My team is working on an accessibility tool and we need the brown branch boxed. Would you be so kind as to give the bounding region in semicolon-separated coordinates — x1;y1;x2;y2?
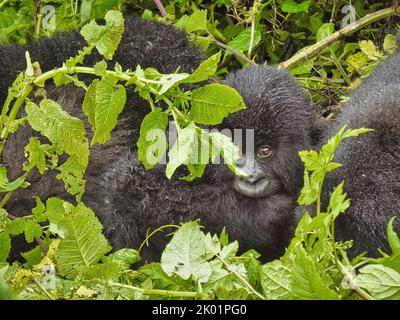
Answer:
279;6;400;70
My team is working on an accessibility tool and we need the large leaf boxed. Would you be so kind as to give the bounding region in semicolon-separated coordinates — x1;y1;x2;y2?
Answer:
189;84;245;125
356;265;400;300
55;204;112;279
161;221;212;283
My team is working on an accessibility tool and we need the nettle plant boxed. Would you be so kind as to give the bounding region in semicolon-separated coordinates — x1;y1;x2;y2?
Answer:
1;11;400;300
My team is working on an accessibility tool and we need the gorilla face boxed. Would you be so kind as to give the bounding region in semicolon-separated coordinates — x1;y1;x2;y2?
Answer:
215;66;315;202
233;146;278;199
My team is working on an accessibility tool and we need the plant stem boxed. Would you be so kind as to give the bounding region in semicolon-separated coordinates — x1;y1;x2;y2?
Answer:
213;40;257;66
33;277;56;300
336;260;374;300
108;282;210;299
279;6;400;70
0;0;9;10
153;0;167;17
216;254;265;300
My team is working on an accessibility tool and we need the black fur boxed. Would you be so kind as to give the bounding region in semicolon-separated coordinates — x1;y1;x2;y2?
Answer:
297;53;400;258
0;15;203;103
3;66;315;263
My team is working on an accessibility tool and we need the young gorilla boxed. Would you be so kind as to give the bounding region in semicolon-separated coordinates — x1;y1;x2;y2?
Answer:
2;69;315;263
298;52;400;258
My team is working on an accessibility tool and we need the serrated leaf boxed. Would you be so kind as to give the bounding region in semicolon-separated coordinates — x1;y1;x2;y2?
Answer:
80;10;124;60
161;221;211;283
26;99;89;167
189;84;245;125
83;75;126;145
23;137;46;174
291;248;339;300
359;40;383;61
55;204;111;279
261;260;292;299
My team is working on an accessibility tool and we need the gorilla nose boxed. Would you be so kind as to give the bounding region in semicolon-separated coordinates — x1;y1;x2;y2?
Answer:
245;169;265;184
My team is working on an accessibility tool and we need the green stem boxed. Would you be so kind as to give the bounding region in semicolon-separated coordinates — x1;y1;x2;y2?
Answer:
138;224;178;253
108;282;211;299
0;169;33;208
216;254;265;300
0;0;9;10
336;260;374;300
33;277;56;300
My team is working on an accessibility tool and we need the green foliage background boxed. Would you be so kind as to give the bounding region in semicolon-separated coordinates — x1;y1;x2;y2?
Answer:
0;0;400;300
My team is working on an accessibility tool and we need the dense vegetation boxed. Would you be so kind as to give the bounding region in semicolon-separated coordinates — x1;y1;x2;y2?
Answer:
0;0;400;300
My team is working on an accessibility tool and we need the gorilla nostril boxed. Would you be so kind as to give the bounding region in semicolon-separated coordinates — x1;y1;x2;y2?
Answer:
244;171;265;184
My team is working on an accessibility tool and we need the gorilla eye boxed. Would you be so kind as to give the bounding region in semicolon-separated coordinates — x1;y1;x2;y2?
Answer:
257;146;273;158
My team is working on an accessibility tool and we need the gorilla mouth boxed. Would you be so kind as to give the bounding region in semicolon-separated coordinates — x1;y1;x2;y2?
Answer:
233;178;270;198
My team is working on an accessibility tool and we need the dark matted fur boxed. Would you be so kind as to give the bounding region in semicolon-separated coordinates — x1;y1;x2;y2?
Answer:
3;66;315;263
298;53;400;258
0;15;203;103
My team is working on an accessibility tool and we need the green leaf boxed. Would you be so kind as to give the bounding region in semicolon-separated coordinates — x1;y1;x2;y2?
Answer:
6;218;26;235
316;23;334;42
80;10;124;60
179;52;221;84
161;221;212;283
166;123;198;179
189;84;245;125
23;137;46;174
102;248;141;270
83;75;126;145
291;248;339;300
24;220;42;243
0;233;11;263
21;246;42;267
0;166;29;192
261;260;292;299
55;204;112;279
26;99;89;167
137;108;168;170
209;132;243;176
226;24;261;57
185;10;208;33
281;0;311;13
387;217;400;254
359;40;383;61
356;265;400;300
